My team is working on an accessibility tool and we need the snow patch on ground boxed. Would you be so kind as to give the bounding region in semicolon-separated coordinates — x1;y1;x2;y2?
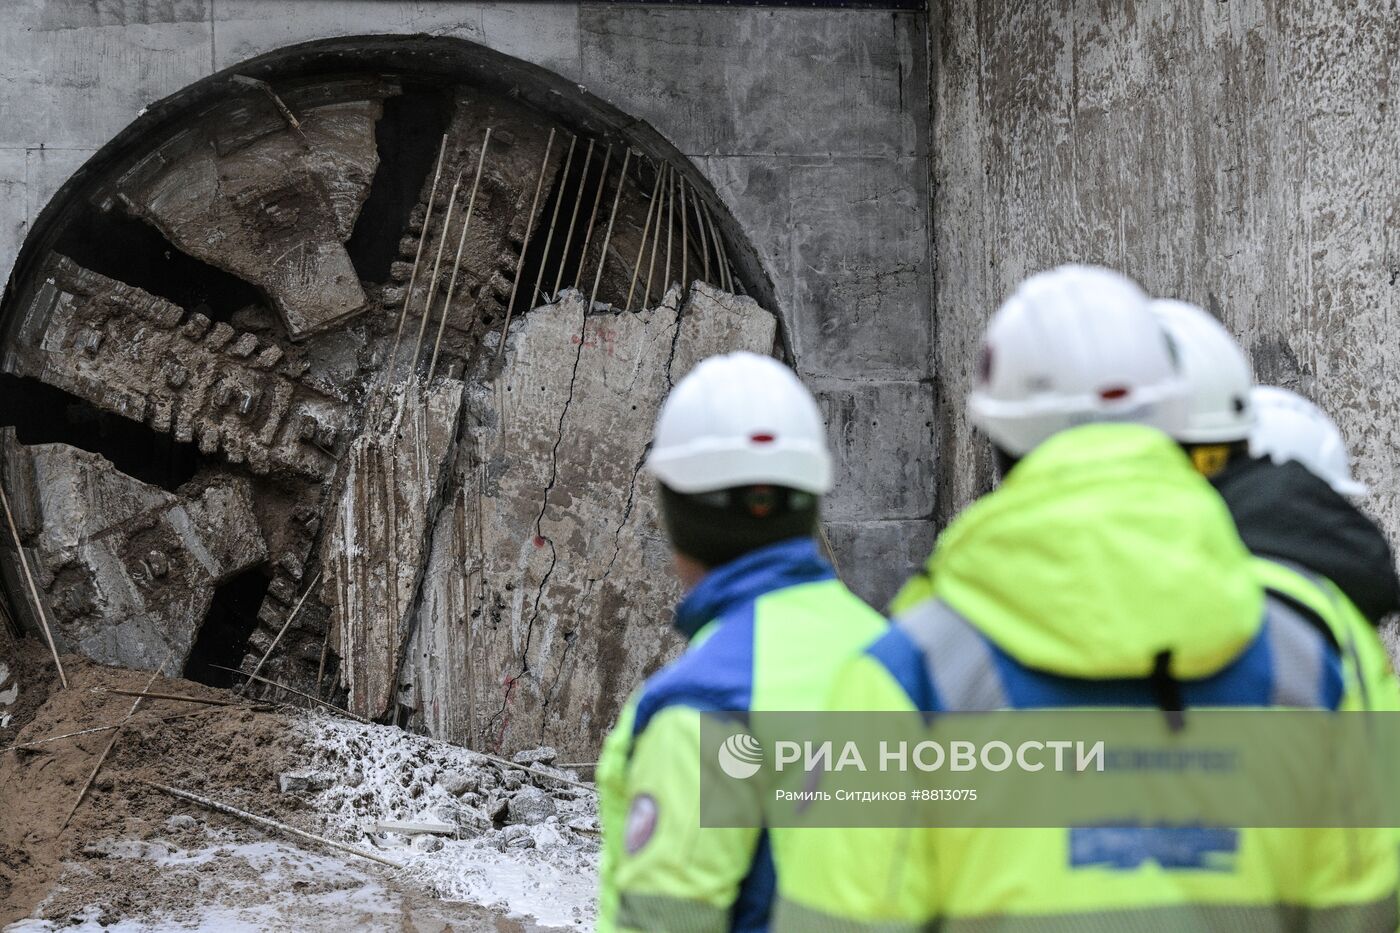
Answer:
292;713;598;930
6;838;404;932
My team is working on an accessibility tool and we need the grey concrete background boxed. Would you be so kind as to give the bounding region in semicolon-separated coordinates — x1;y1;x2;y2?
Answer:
0;1;935;608
931;0;1400;549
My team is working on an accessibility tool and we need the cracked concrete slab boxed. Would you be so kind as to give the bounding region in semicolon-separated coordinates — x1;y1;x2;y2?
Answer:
406;284;776;759
322;379;464;721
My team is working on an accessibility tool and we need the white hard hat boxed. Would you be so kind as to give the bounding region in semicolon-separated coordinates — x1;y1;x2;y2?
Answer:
968;265;1187;457
1249;385;1367;496
1148;299;1255;443
646;351;832;494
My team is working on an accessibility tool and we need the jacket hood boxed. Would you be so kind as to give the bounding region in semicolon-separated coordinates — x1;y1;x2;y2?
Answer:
672;536;834;639
927;424;1263;680
1213;456;1400;625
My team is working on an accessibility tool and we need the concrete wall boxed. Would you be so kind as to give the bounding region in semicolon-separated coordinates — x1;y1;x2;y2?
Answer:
932;2;1400;542
0;0;934;608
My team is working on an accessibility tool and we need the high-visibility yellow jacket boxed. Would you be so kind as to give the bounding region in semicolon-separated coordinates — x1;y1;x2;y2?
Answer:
596;536;887;932
1253;558;1400;713
774;424;1399;932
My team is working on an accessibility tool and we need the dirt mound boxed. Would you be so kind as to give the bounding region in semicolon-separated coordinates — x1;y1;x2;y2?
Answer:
0;647;301;925
0;637;61;749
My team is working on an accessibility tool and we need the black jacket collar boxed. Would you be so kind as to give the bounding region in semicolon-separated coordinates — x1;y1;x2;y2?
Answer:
1213;457;1400;625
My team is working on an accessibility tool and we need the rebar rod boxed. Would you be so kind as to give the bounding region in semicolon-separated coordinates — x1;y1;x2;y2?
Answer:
573;144;612;293
208;664;372;724
62;655;170;829
532;134;575;306
409;167;466;371
664;165;675;292
679;174;689;289
428;128;493;382
98;689;244;707
702;198;731;293
142;781;407;869
495;128;557;363
691;181;712;285
625;161;664;311
244;571;323;693
643;163;667;309
589;148;633;308
553;139;594;298
382;134;448;404
0;484;66;688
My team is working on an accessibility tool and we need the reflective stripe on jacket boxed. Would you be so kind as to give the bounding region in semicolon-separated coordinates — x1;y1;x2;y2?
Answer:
776;425;1399;932
597;536;888;932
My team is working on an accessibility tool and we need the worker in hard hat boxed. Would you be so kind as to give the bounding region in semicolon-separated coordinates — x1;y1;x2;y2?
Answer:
1239;384;1399;628
774;266;1397;931
1151;299;1400;711
595;351;887;932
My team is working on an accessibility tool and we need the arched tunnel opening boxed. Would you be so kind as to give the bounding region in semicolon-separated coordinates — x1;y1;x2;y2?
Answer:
0;35;775;761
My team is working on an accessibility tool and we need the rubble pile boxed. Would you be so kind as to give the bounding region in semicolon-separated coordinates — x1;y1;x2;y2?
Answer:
1;653;593;930
292;714;597;929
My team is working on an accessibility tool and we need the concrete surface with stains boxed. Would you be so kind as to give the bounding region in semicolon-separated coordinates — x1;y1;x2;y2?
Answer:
931;1;1400;543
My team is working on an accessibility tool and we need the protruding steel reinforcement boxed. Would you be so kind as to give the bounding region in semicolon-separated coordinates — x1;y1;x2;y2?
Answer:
0;483;67;688
428;127;493;381
532;134;575;308
691;180;712;285
664;164;675;292
574;144;613;292
553;139;594;299
702;197;731;293
495;127;557;363
379;133;447;416
410;166;466;370
679;174;689;289
626;160;664;311
590;148;633;308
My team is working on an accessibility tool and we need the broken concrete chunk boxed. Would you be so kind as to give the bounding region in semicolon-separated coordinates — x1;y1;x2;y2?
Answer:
376;817;456;836
165;814;199;831
278;770;332;795
507;786;557;826
512;746;557;767
409;287;777;760
413;835;445;853
487;797;509;825
4;260;354;482
438;771;478;797
103;89;390;339
0;434;267;672
497;824;537;850
322;379;465;721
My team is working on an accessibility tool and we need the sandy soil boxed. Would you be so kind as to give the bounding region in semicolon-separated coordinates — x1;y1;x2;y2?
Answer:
0;640;581;931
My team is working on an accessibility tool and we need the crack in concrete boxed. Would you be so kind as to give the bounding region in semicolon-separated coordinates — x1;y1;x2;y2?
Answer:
597;294;685;585
490;302;591;748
